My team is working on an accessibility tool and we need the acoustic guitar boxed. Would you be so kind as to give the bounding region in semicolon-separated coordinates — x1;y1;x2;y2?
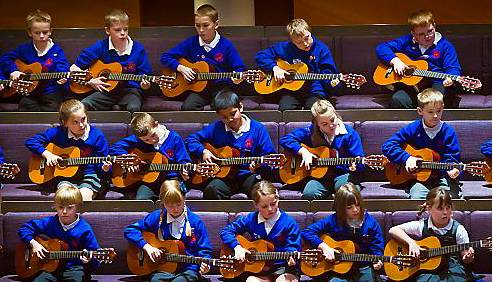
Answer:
161;58;264;97
190;143;285;185
69;60;175;94
384;144;488;185
279;144;388;184
15;236;116;279
0;78;33;97
254;59;366;95
111;148;220;188
384;236;491;281
2;59;91;98
28;143;139;184
0;163;21;179
219;234;320;279
300;234;413;277
127;232;234;276
373;53;482;92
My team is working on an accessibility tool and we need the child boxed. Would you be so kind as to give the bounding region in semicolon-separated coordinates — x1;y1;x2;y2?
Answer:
184;90;277;199
375;10;464;109
0;9;69;111
220;180;300;282
388;187;477;280
279;99;364;200
381;88;461;199
17;183;100;281
109;112;191;200
255;18;338;111
70;9;152;113
160;4;246;110
124;180;212;282
25;99;110;201
301;183;384;281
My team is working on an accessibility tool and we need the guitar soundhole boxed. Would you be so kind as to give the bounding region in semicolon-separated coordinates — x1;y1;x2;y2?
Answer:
99;70;111;79
285;70;296;82
404;67;416;77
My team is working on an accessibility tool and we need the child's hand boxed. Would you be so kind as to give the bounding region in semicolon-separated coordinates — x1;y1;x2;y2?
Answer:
273;66;289;82
349;161;357;172
177;64;196;82
233;245;250;262
88;77;111;92
461;247;475;264
408;240;423;258
42;150;62;167
405;156;420;172
447;168;460;179
140;79;151;90
287;256;296;266
30;239;48;259
443;77;454;87
318;242;338;262
299;147;316;170
80;249;92;264
231;72;243;85
0;84;4;91
143;243;162;262
249;161;260;173
181;168;190;181
102;159;112;172
202;149;219;163
57;78;68;85
10;71;24;81
390;57;408;76
199;262;210;274
373;260;383;270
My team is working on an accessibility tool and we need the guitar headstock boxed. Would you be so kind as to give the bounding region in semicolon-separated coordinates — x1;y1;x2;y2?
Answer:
363;155;389;170
261;154;286;169
241;70;266;83
465;161;490;178
481;237;492;251
216;255;237;270
11;80;33;95
93;248;117;263
457;76;482;93
196;162;220;177
155;75;175;89
391;254;417;268
115;154;141;166
70;70;93;85
0;163;20;179
341;73;367;89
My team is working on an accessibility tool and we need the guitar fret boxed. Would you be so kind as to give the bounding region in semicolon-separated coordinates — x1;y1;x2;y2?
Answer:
250;251;295;261
196;72;239;80
292;73;338;81
412;69;459;81
61;156;114;166
221;157;261;166
164;253;212;265
426;241;481;257
419;162;464;171
316;157;361;166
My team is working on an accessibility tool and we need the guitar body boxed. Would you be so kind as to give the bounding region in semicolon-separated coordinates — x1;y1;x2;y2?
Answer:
485;158;492;184
3;60;41;98
384;144;440;185
112;149;164;188
191;143;238;185
373;53;429;87
15;236;67;278
254;59;308;94
220;235;273;278
161;59;209;97
279;145;332;184
127;232;184;276
28;143;81;184
70;60;121;94
384;236;442;281
301;234;355;277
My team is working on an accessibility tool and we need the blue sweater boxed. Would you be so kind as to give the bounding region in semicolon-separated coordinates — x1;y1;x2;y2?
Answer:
74;38;152;88
220;210;301;267
25;125;109;175
375;34;461;84
0;146;4;164
255;36;338;97
481;140;492;159
124;208;212;272
0;41;69;95
280;123;365;174
381;119;460;175
109;129;191;179
160;35;245;86
301;211;384;266
185;118;276;178
18;214;100;270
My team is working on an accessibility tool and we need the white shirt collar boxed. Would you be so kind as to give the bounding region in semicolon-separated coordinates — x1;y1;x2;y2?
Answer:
68;124;91;141
199;31;220;52
422;119;443;139
166;210;186;224
166;209;187;239
225;114;251;138
258;209;281;235
418;31;442;54
108;36;133;56
59;214;80;231
154;124;170;150
323;118;347;145
34;38;54;57
427;216;453;235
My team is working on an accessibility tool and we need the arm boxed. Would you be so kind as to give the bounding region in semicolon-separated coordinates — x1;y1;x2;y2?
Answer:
25;127;57;156
441;42;462;76
160;38;193;71
184;124;215;159
0;45;23;74
439;126;460;164
337;128;365;172
388;221;423;258
481;140;492;158
381;125;414;164
279;127;313;154
18;217;50;244
108;136;134;156
0;146;4;164
366;217;385;256
219;214;250;250
283;218;302;253
301;216;332;248
375;35;409;64
255;43;283;71
124;211;161;249
73;42;102;70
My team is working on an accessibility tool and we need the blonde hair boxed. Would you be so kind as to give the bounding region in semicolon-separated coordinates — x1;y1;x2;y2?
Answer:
310;99;342;146
130;113;156;137
104;9;129;28
54;183;83;206
251;180;279;203
418;187;453;216
408;10;435;29
58;99;86;125
333;183;364;226
287;19;311;38
196;4;218;22
26;9;51;30
417;88;444;108
159;180;185;205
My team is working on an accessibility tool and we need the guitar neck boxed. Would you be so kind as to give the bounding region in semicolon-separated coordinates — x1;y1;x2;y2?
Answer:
195;72;242;81
418;161;465;171
337;253;393;263
425;240;483;258
218;156;263;166
316;156;363;166
57;156;116;166
411;69;459;81
288;73;341;81
146;163;195;172
22;72;72;81
46;250;89;260
107;73;161;83
0;79;13;86
248;251;300;261
163;253;215;265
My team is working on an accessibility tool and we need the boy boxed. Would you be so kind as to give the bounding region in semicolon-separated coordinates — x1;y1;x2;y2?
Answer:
255;18;339;111
17;183;100;281
109;113;191;200
381;88;461;199
70;9;152;113
185;90;277;199
160;4;246;110
0;9;69;111
375;9;463;109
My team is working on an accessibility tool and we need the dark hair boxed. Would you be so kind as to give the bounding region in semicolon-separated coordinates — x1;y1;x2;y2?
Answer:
418;187;453;216
211;89;241;111
333;183;365;226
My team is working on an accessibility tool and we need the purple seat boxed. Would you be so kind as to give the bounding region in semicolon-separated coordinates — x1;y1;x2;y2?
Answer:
0;103;18;111
334;94;387;109
164;123;203;140
229;211;311;232
468;211;492;274
92;123;129;145
185;188;203;199
0;184;124;201
278;189;303;200
195;212;229;258
258;103;280;110
142;96;183;111
312;211;387;240
459;94;491;108
447;120;492;163
360;182;410;199
461;181;492;199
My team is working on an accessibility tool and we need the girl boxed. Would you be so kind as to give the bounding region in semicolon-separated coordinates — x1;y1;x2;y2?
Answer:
124;180;212;282
388;187;477;281
279;99;365;200
25;99;110;201
220;180;301;282
301;183;384;282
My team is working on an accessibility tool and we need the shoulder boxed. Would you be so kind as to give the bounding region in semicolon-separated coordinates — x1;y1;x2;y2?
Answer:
89;125;105;137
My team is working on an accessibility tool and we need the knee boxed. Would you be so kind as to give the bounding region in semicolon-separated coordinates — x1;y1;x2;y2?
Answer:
79;188;95;201
203;185;220;200
181;103;203;111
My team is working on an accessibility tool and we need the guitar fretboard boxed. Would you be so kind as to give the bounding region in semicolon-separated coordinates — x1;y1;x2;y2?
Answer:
315;157;364;166
248;251;300;261
22;72;72;81
336;253;393;263
218;156;264;166
47;250;89;260
286;73;342;81
418;161;465;171
52;156;116;166
411;69;460;81
146;163;196;172
195;72;243;81
0;79;13;87
425;240;484;258
107;73;163;83
163;253;215;265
